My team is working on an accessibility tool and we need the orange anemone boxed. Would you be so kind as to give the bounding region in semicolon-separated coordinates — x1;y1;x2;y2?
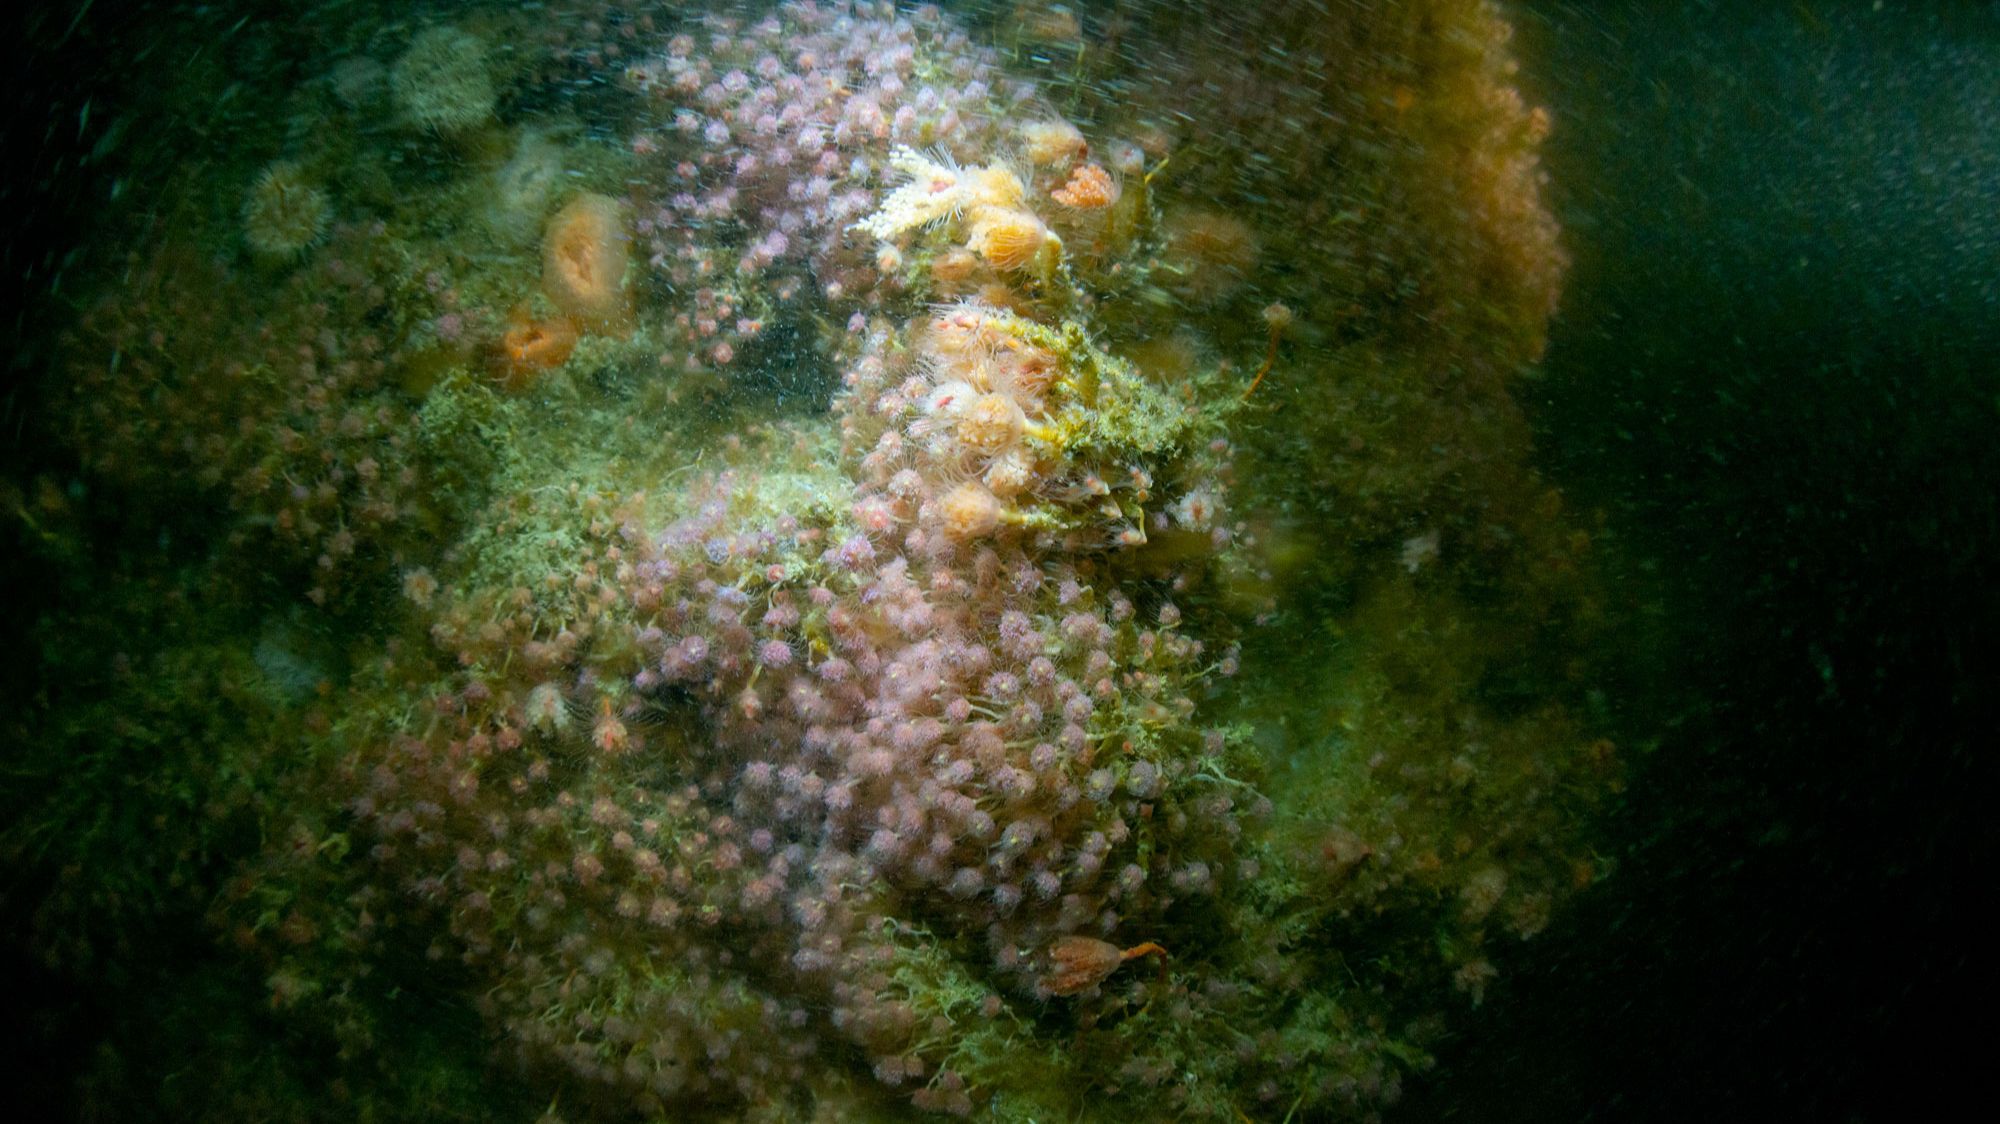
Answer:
542;193;632;332
493;312;578;391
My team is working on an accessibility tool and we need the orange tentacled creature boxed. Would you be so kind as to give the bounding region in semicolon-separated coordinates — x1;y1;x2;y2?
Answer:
1040;935;1168;996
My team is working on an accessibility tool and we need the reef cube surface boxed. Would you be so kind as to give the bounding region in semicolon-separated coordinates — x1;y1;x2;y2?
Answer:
13;2;1606;1121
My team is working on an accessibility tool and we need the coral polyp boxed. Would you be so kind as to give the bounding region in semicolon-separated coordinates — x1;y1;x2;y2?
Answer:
935;480;1007;541
969;208;1062;273
956;392;1027;455
855;147;975;239
1018;118;1089;167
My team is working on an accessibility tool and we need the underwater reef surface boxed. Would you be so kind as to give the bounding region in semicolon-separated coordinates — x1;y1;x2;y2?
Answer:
2;2;1610;1119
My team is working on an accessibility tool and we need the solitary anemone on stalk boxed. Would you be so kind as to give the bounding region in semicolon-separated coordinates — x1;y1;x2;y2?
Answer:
969;208;1061;273
937;482;1006;542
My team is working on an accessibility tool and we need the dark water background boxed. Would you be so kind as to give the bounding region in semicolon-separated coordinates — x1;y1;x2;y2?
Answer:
2;1;1995;1120
1395;3;1999;1119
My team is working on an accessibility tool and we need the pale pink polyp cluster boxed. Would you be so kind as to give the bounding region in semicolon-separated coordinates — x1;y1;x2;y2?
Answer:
627;3;1028;300
348;428;1250;1110
516;474;1245;971
316;4;1263;1112
612;3;1037;377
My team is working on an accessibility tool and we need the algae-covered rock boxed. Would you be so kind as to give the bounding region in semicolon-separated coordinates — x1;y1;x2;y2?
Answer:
11;2;1609;1120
